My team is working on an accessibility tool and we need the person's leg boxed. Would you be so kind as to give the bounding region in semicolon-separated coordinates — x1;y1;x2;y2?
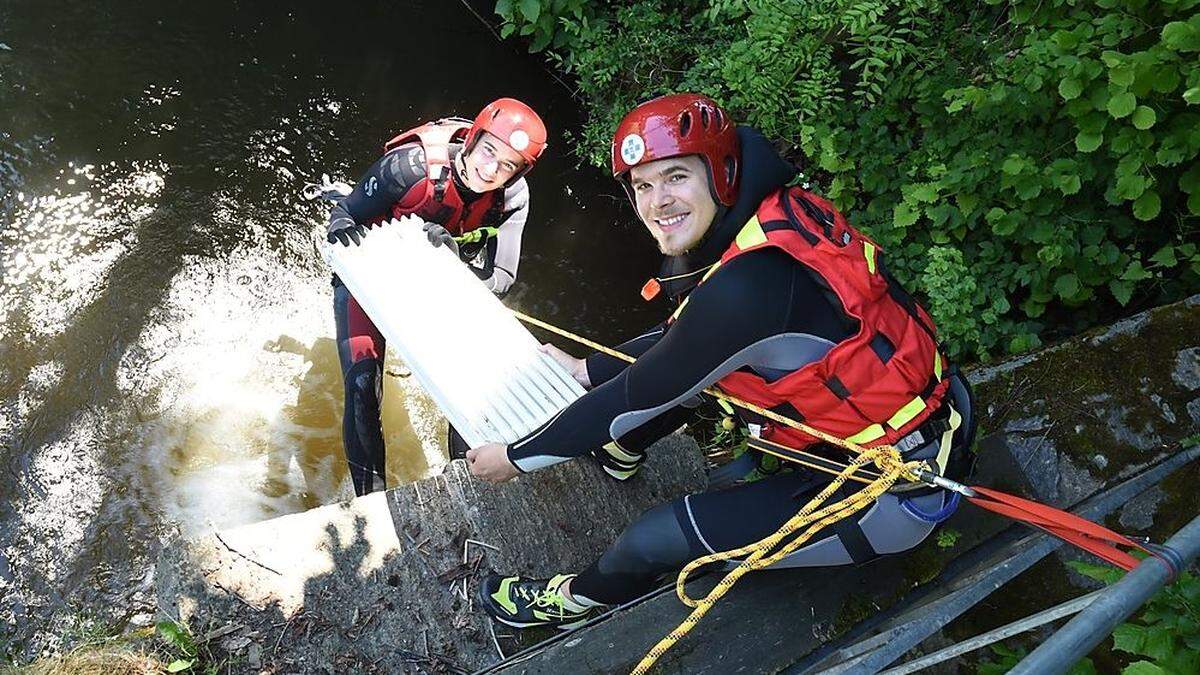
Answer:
592;405;693;481
334;283;388;496
479;471;824;627
569;470;828;605
480;467;954;627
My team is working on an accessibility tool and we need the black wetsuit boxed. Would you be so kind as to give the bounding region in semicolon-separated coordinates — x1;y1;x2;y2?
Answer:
332;143;530;495
503;128;975;605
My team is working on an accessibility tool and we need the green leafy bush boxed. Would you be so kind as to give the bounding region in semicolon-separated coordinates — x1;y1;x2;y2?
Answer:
496;0;1200;360
1071;560;1200;674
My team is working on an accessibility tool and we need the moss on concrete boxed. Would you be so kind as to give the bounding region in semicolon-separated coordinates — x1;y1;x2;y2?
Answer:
971;299;1199;485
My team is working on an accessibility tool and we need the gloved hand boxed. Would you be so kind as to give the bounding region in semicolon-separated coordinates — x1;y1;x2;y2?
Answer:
303;173;355;203
422;221;459;256
327;217;366;246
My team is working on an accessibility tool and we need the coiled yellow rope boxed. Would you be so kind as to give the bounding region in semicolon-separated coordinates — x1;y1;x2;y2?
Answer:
509;309;927;674
632;446;920;673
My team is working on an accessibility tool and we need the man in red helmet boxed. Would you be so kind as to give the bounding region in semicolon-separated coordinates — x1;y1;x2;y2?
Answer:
325;98;547;496
467;94;975;630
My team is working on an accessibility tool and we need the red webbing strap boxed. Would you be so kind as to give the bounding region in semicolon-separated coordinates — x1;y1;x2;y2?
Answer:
967;486;1155;571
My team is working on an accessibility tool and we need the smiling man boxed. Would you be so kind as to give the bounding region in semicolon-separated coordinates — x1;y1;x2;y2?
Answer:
326;98;546;496
466;93;976;630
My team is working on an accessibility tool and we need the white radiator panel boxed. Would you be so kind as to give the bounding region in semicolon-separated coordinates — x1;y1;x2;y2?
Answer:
322;216;585;448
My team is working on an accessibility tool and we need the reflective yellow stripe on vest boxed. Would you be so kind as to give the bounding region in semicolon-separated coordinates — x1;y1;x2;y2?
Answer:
887;396;926;431
734;216;767;250
933;404;963;476
847;424;886;444
670;296;690;322
863;241;878;275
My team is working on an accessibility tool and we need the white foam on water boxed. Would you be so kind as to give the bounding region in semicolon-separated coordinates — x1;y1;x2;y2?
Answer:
120;246;448;535
0;161;165;341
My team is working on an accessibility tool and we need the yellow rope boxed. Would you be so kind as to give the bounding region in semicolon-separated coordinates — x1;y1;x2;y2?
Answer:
511;309;917;463
509;309;928;673
631;447;921;674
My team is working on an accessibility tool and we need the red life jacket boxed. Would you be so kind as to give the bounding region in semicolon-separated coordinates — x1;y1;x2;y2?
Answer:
381;118;503;235
676;186;950;452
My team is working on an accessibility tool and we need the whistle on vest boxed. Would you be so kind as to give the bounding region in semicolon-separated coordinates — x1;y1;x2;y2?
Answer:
640;278;661;301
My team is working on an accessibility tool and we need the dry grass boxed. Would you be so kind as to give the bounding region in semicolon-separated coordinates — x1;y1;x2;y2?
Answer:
3;644;166;675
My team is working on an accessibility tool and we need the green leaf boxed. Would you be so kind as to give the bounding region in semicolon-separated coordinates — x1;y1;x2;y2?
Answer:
1077;112;1108;134
907;183;939;203
1142;626;1176;661
1076;131;1103;152
1162;21;1200;52
1191;191;1200;215
1055;174;1082;195
1131;106;1156;129
1055;273;1081;299
1110;279;1134;305
893;202;919;227
529;27;553;52
156;621;196;656
1109;65;1135;87
1121;662;1167;675
1113;624;1148;654
518;0;541;23
956;193;980;214
1180;164;1200;193
1184;87;1200;104
1123;260;1153;281
1115;173;1147;200
167;660;195;673
1069;559;1125;584
1149;245;1177;267
1107;92;1137;118
1068;657;1099;675
495;0;514;19
1059;77;1084;100
1133;191;1161;220
1149;67;1180;94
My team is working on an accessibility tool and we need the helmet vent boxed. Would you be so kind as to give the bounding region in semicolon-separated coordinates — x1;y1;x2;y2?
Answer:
714;108;724;127
700;106;710;128
678;111;692;137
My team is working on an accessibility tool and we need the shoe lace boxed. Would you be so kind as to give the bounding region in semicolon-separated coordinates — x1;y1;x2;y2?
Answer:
533;587;571;618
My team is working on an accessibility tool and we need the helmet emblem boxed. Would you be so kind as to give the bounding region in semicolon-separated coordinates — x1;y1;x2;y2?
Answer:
620;134;646;165
509;129;530;152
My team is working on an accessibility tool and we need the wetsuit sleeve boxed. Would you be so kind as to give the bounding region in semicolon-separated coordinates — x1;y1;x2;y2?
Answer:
507;249;797;472
480;178;529;294
327;143;426;229
584;323;667;387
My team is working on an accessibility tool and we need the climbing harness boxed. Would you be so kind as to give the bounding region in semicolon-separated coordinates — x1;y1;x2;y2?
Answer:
507;309;1166;673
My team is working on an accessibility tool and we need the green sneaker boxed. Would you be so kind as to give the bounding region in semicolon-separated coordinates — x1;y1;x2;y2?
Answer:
479;573;595;629
592;441;646;481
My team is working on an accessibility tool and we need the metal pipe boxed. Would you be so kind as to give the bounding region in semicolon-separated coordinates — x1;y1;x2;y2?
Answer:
787;445;1200;675
879;589;1104;675
1011;513;1200;675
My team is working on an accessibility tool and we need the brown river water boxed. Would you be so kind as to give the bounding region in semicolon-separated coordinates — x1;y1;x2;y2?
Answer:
0;0;663;660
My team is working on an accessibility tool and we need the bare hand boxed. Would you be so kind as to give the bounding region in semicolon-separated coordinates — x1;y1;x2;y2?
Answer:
539;343;591;388
466;442;520;483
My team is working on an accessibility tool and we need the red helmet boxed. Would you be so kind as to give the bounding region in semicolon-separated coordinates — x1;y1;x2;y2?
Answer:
611;93;740;207
464;98;548;175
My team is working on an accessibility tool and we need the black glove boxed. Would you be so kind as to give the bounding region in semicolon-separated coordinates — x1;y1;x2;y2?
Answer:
327;217;366;247
422;221;459;256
